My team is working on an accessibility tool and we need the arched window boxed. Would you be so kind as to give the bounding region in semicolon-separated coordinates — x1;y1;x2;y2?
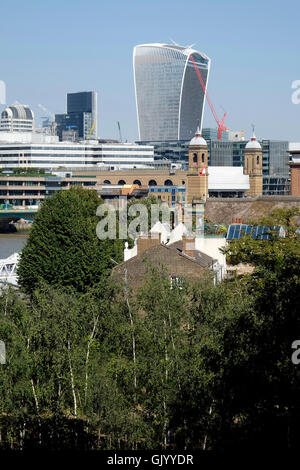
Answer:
164;179;173;186
103;180;111;184
148;179;157;186
256;155;260;165
133;179;142;186
118;180;126;185
193;153;198;164
202;153;205;163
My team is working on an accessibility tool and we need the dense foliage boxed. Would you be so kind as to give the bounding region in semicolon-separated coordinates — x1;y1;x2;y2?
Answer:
0;207;299;450
17;187;123;293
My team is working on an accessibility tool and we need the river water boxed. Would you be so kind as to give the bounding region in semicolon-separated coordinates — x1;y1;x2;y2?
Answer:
0;234;28;259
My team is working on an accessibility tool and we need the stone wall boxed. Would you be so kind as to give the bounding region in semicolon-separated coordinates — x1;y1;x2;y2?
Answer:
205;196;300;224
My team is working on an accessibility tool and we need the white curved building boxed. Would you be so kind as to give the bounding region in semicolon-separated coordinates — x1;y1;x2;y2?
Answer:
0;104;34;132
133;43;210;142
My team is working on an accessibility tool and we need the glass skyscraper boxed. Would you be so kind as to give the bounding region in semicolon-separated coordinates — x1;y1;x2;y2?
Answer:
133;43;210;142
55;91;97;141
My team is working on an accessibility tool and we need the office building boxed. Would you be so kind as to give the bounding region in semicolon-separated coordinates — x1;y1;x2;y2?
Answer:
202;128;228;141
261;140;290;195
0;132;154;171
139;136;290;195
133;43;210;141
0;105;34;133
289;143;300;195
55;91;97;140
0;173;98;208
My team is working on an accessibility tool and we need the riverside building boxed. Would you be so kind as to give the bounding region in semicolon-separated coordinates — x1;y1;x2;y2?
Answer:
0;132;154;171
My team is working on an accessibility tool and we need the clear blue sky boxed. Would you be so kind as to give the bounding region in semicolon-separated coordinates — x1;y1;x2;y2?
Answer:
0;0;299;142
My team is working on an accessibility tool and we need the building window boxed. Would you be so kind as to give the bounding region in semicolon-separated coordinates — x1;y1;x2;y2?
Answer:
133;180;142;186
149;179;157;186
257;155;260;165
202;153;205;163
118;180;126;185
103;180;111;184
164;179;173;186
193;153;198;164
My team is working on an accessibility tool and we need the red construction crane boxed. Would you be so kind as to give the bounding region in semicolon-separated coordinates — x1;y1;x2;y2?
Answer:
190;55;228;141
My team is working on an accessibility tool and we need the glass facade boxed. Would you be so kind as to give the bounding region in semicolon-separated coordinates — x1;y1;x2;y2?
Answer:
139;140;190;164
202;128;228;141
261;140;289;176
138;138;291;195
208;141;233;166
55;91;97;140
134;44;210;141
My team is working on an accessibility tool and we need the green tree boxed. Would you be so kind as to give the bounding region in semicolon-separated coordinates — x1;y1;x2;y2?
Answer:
18;187;123;293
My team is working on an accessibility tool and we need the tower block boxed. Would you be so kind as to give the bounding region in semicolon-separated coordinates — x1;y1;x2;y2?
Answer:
187;127;208;205
244;130;263;197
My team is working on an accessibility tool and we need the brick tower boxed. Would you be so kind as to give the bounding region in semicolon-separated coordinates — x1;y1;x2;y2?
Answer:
244;129;263;197
187;126;208;205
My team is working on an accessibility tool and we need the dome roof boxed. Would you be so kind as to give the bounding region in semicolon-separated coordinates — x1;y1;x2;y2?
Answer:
189;125;207;146
1;104;34;121
245;131;261;150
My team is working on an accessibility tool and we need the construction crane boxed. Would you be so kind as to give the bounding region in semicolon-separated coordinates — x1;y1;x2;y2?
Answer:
190;55;228;141
117;121;123;142
88;120;96;139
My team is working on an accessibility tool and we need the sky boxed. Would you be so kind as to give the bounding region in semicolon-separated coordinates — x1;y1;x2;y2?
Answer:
0;0;299;142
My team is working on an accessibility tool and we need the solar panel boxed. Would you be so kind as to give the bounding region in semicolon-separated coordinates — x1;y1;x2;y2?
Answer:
257;226;263;239
227;224;281;241
227;225;235;240
233;225;241;239
241;224;248;235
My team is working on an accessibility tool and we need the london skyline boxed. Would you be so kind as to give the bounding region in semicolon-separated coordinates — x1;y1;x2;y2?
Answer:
0;0;299;142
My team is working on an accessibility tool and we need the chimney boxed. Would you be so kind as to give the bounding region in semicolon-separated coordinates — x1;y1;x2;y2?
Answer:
137;232;161;256
182;235;195;258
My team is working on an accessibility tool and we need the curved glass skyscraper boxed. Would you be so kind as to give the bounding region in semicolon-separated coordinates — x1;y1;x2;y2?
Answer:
133;43;210;142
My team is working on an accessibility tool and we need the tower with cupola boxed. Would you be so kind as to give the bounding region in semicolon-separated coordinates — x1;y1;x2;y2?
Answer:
187;126;208;205
244;127;263;197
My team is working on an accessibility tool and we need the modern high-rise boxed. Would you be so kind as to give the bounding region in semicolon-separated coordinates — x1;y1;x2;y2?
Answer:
133;43;210;142
55;91;97;141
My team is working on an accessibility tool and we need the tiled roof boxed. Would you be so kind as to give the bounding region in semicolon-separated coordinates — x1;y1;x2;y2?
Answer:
168;240;216;268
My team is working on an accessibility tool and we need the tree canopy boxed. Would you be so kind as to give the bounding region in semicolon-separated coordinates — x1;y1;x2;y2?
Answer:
0;206;299;450
18;187;123;293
